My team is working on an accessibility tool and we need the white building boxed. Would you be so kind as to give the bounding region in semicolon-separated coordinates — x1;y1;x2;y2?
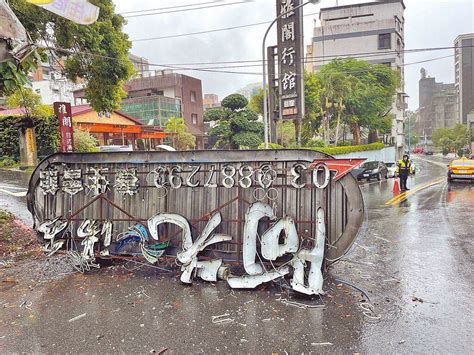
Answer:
307;0;407;158
29;58;79;105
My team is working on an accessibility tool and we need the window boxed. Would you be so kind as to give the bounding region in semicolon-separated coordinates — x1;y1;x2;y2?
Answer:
190;91;196;102
378;33;391;50
191;113;198;125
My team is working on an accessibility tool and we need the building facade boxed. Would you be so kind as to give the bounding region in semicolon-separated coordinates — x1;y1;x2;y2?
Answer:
128;53;150;78
72;104;168;149
417;69;458;138
121;72;206;148
203;94;220;110
454;33;474;125
307;0;407;157
29;57;79;105
74;70;207;149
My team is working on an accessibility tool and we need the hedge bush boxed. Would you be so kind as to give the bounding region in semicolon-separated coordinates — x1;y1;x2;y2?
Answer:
309;142;384;155
258;142;385;155
0;115;59;162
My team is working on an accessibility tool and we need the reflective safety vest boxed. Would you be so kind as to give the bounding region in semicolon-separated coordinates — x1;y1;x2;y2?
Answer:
396;160;412;175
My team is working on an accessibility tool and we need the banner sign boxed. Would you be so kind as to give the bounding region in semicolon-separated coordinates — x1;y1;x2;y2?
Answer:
27;151;364;296
39;0;99;25
277;0;305;120
54;102;74;153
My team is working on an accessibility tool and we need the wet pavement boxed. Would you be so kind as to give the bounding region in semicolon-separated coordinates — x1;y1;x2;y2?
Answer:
0;157;473;353
0;169;31;225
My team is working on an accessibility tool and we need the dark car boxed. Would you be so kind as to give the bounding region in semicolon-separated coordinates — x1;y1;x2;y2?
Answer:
352;161;388;181
424;150;434;155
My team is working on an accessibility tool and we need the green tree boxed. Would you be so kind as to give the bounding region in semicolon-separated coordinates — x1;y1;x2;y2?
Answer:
432;124;469;156
74;129;99;153
205;94;263;149
248;75;323;146
165;117;196;150
0;51;47;95
7;0;134;112
305;59;399;145
249;88;264;115
6;87;53;118
276;120;296;147
221;94;249;111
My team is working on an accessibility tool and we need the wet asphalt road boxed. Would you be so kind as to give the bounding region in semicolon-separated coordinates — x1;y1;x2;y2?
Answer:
0;156;473;353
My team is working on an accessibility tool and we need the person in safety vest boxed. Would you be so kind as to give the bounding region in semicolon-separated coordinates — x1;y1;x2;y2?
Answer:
396;154;413;191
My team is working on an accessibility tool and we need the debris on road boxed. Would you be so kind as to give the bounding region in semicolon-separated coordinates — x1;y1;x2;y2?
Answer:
68;313;87;323
278;297;326;309
212;313;234;324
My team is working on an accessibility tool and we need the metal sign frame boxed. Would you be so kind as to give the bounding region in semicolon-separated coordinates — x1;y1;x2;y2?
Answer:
27;150;364;294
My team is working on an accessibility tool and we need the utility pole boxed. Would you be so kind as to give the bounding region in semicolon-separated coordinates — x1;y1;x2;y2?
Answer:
408;112;411;154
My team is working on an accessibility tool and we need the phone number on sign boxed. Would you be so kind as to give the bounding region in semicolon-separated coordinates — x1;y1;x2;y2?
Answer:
147;163;331;190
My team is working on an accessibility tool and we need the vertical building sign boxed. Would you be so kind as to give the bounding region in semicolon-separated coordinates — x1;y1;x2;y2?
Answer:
54;102;74;153
277;0;305;120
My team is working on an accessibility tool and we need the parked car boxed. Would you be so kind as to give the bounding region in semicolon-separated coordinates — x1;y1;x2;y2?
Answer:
386;162;397;178
352;161;388;181
424;150;434;155
447;157;474;182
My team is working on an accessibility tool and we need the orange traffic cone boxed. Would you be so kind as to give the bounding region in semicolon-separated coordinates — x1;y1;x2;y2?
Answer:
393;177;400;193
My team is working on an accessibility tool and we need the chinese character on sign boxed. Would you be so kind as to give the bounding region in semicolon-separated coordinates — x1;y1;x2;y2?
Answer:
281;47;296;65
114;168;139;196
282;72;296;91
282;22;295;42
62;168;83;196
67;1;85;22
280;0;295;18
54;102;74;153
39;167;59;195
62;116;72;127
86;168;109;196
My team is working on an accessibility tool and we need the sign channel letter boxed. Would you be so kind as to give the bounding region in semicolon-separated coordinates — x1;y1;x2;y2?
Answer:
147;212;231;284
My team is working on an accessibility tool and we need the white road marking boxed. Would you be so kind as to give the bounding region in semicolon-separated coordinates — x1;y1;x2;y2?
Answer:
0;188;27;197
0;185;27;190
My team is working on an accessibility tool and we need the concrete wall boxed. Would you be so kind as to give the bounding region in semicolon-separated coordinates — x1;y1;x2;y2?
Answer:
334;146;396;163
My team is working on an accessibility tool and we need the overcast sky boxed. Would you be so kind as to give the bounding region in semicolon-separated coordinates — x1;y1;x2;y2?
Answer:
114;0;474;110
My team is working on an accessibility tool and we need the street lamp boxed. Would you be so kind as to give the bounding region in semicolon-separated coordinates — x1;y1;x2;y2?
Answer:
262;0;321;148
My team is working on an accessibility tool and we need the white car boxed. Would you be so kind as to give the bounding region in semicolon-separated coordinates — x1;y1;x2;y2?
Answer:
386;162;397;178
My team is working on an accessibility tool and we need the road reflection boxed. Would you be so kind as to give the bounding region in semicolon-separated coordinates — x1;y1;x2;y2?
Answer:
446;183;474;203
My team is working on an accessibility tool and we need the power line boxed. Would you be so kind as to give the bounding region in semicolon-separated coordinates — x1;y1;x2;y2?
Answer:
122;1;253;19
131;11;321;42
132;19;271;42
119;1;226;15
41;43;467;77
131;46;466;66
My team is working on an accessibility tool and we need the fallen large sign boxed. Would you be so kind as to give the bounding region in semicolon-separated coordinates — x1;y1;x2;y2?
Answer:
27;150;364;295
